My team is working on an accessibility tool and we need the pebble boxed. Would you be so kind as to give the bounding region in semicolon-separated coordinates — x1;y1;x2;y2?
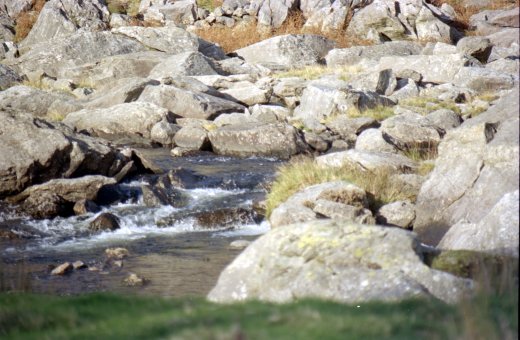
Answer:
51;262;73;275
105;247;129;259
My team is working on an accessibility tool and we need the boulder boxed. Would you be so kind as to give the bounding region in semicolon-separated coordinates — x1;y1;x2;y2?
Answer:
138;84;245;120
376;54;473;84
63;102;173;140
452;67;516;92
148;52;219;80
12;31;147;78
84;78;161;109
8;175;116;204
89;212;121;232
376;200;416;229
73;199;100;215
21;192;72;219
303;1;350;32
1;0;33;20
59;51;166;89
208;220;472;304
316;150;417;174
347;0;460;43
235;34;335;70
326;41;422;67
208;122;304;159
0;65;23;90
21;0;110;48
438;190;519;257
255;0;299;28
355;128;398;154
221;85;271;106
0;85;81;118
414;88;519;256
173;126;210;150
270;181;370;228
456;36;493;63
294;80;394;129
0;111;128;197
380;112;443;151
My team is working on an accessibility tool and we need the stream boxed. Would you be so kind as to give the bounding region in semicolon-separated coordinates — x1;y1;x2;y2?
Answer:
0;149;282;296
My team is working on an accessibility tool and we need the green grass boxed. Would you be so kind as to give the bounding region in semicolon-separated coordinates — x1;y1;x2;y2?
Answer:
400;97;462;115
265;158;417;217
0;291;516;339
197;0;222;12
106;0;140;16
274;65;363;81
346;105;396;121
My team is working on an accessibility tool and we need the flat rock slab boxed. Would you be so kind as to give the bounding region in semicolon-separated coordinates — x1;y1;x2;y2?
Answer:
208;123;303;159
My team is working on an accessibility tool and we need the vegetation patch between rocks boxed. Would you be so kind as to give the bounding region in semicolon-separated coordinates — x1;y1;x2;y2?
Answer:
265;158;417;217
0;290;517;339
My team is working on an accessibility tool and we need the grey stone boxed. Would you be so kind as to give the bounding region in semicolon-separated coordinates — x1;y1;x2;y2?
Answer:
11;31;147;78
376;200;416;229
380;112;442;151
21;0;110;47
138;84;245;120
452;67;516;92
414;88;519;251
270;181;369;228
173;126;210;150
438;190;519;257
208;220;472;304
456;36;493;63
235;34;335;70
355;128;398;154
208;122;303;159
377;54;472;84
148;52;219;80
316;150;417;174
63;102;173;140
313;199;375;224
0;65;22;90
326;41;422;67
89;213;121;232
0;111;128;197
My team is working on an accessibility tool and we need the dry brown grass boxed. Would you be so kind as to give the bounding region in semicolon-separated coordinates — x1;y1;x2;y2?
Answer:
14;0;47;42
195;11;372;53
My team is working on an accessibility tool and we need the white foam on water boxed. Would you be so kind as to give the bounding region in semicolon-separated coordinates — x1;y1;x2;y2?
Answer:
216;220;271;237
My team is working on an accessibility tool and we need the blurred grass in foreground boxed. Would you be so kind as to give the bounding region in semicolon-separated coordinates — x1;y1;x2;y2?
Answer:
0;288;517;340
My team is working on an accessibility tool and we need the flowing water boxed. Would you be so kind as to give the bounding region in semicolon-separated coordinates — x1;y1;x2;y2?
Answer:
0;150;282;296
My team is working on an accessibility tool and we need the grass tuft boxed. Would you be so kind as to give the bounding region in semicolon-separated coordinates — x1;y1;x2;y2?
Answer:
347;105;396;121
400;96;462;115
197;0;223;11
265;158;417;217
274;64;363;81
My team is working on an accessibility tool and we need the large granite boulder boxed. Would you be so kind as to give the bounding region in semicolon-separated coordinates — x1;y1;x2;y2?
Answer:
347;0;461;43
0;65;23;90
270;181;373;228
0;85;81;118
21;0;110;48
255;0;299;28
0;111;129;197
208;220;472;304
148;51;219;79
10;31;147;78
59;51;166;88
235;34;335;70
414;88;519;257
63;102;174;140
208;122;304;159
326;41;422;67
138;84;245;120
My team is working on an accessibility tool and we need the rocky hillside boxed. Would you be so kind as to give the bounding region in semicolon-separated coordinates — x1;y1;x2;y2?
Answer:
0;0;518;305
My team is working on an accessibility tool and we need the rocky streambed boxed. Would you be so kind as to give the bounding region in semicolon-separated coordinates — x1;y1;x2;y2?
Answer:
0;150;281;296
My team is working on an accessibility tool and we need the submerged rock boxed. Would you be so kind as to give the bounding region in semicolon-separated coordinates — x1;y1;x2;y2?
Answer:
51;262;73;276
89;213;121;232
